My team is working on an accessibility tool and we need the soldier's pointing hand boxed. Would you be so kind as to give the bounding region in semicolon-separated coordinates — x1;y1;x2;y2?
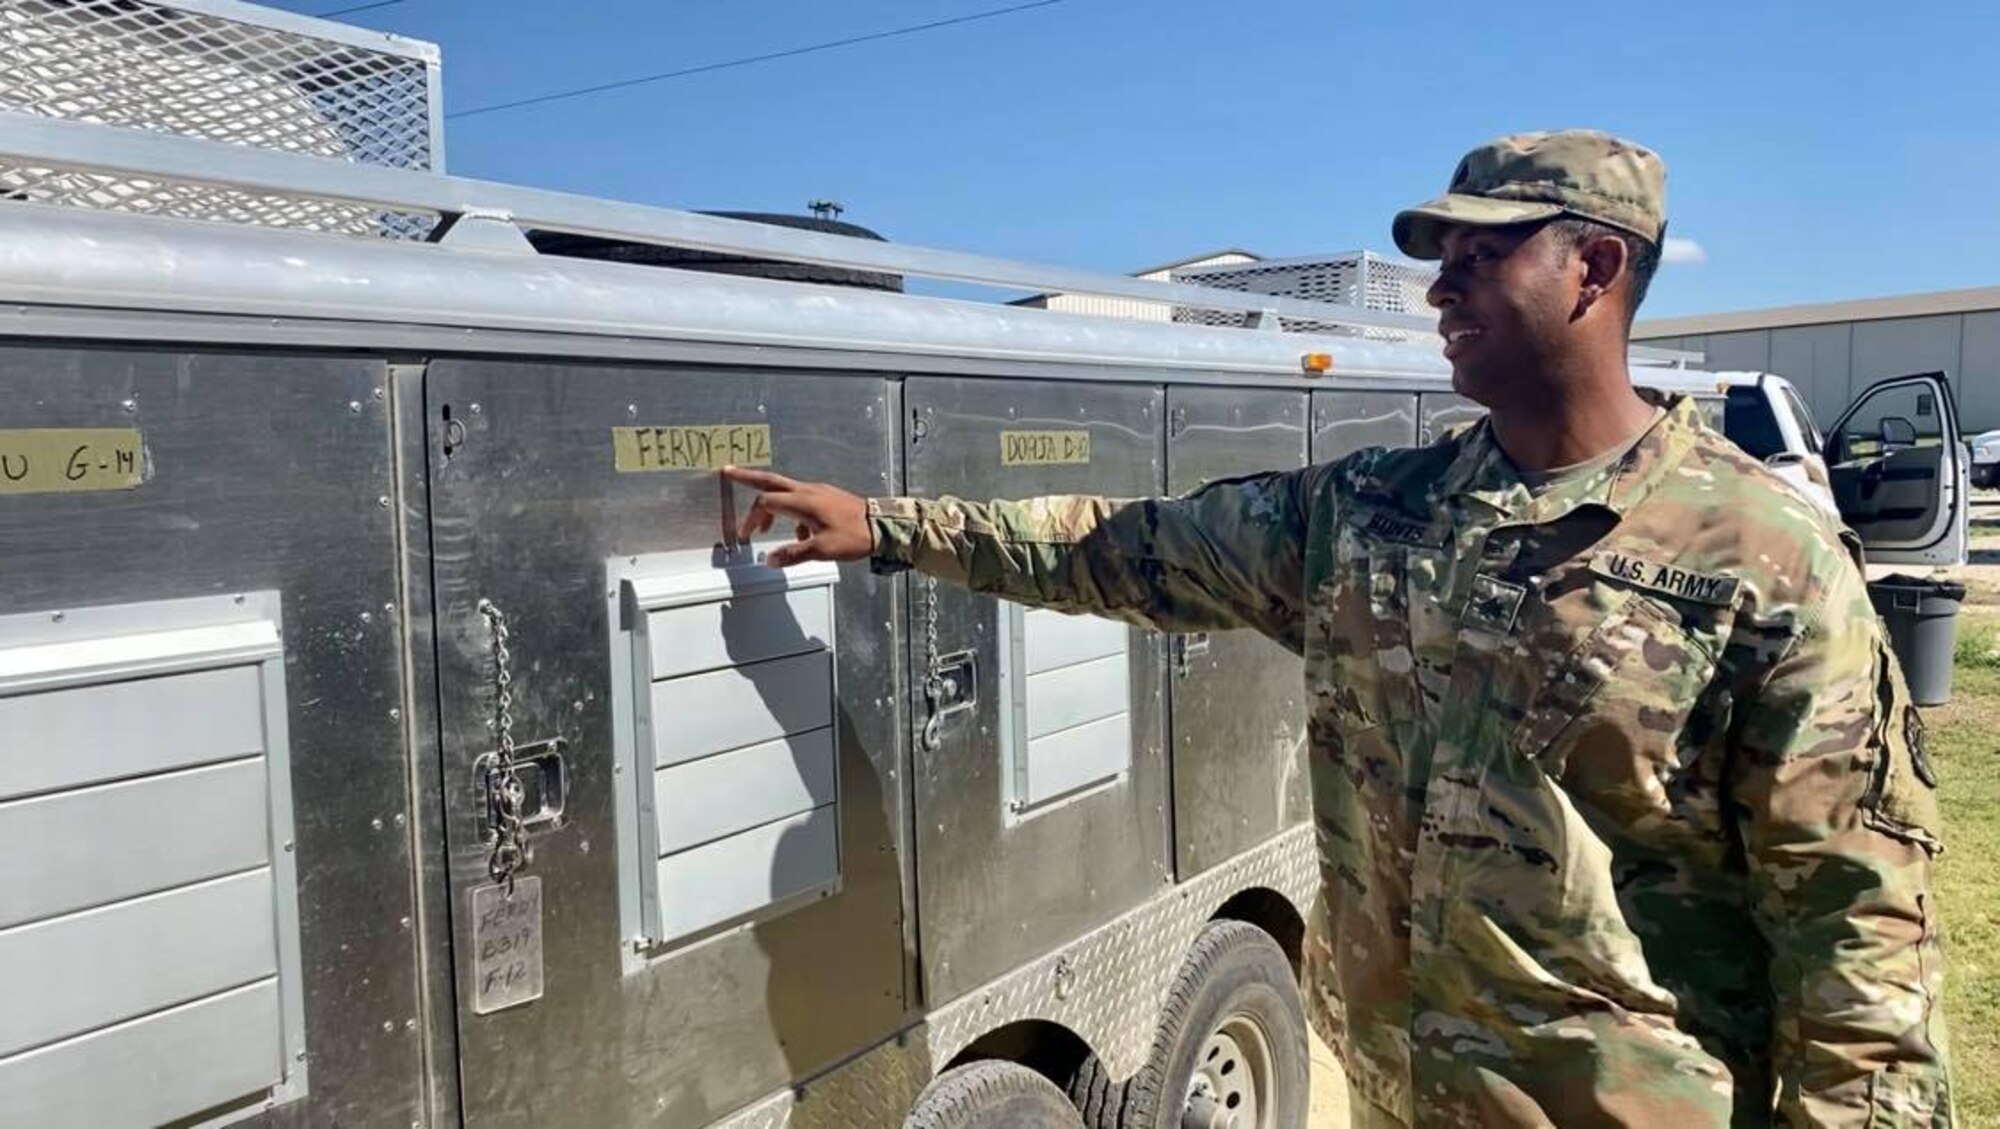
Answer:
721;465;873;568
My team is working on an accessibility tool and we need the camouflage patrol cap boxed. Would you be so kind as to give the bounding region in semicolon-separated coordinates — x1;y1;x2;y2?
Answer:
1392;129;1667;261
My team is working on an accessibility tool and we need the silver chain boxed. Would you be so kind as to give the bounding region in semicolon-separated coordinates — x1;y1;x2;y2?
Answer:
920;575;946;751
477;598;529;894
923;575;942;678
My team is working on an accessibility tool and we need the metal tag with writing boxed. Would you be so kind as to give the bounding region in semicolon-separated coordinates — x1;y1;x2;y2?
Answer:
0;428;145;495
612;424;772;472
999;429;1090;466
471;876;544;1015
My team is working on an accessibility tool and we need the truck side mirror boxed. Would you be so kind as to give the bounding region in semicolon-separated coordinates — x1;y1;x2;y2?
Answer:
1880;417;1918;449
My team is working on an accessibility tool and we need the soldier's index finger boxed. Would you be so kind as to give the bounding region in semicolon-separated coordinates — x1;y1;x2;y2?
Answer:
720;465;795;492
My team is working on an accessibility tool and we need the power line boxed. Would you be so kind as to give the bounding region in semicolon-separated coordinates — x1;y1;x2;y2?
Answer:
314;0;408;16
448;0;1064;121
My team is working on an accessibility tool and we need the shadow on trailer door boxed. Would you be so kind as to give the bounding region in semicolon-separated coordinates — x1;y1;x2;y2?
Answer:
715;580;892;1024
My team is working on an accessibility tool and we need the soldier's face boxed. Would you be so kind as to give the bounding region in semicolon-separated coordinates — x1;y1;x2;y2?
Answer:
1427;222;1579;407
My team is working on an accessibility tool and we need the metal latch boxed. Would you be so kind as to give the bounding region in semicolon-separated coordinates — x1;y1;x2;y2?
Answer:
1174;633;1211;678
476;738;569;835
922;650;978;751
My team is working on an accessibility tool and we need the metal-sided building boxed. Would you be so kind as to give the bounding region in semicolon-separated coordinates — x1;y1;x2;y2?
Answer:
1637;287;2000;436
1008;249;1262;321
1037;242;2000;442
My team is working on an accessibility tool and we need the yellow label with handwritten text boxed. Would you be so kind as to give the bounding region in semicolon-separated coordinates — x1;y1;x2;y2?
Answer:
0;429;145;495
1000;430;1091;466
613;425;772;472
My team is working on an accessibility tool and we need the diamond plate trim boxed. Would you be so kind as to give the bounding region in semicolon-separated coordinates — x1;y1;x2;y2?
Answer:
926;822;1316;1079
712;825;1318;1128
0;0;438;237
719;1039;932;1129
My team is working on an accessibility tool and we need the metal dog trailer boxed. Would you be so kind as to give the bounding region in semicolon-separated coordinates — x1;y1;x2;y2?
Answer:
0;5;1739;1126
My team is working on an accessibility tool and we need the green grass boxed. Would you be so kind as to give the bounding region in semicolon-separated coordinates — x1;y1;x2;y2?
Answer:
1929;651;2000;1122
1954;622;2000;670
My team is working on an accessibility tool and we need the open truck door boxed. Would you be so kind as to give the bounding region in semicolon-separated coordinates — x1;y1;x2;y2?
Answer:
1825;371;1969;568
1721;373;1840;518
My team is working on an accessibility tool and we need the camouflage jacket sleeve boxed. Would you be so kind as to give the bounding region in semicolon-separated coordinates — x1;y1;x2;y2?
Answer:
1728;561;1952;1126
866;468;1324;651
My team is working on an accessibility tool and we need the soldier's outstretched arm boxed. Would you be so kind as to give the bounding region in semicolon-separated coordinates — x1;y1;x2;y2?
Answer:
1728;561;1952;1125
720;465;1322;649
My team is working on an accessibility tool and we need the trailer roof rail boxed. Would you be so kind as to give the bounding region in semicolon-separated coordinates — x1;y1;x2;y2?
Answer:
0;112;1706;367
0;112;1429;334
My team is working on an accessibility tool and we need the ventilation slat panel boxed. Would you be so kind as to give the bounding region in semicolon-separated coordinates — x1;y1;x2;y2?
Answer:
655;805;839;942
654;729;836;857
1022;608;1126;676
1024;654;1128;741
0;758;270;929
1022;713;1131;809
0;869;276;1058
646;585;832;680
648;651;832;769
0;979;282;1129
0;665;267;801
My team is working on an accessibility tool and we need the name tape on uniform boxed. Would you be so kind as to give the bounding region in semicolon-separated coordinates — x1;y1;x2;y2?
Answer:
1358;509;1446;548
1592;551;1739;606
613;425;772;473
0;428;145;495
1000;430;1091;466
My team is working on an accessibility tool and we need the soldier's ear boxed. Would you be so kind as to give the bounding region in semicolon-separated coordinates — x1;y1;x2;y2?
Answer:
1574;233;1629;319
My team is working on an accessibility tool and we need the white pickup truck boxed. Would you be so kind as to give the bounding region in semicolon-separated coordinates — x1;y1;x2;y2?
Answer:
1969;428;2000;491
1708;370;1969;570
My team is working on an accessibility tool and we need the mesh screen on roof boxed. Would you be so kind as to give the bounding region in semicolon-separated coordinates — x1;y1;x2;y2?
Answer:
0;0;439;237
1169;253;1439;339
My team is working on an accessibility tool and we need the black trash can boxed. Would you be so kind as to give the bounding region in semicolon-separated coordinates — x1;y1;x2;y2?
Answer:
1869;575;1968;706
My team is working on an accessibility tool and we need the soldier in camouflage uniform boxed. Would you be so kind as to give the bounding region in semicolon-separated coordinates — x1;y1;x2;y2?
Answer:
723;131;1953;1126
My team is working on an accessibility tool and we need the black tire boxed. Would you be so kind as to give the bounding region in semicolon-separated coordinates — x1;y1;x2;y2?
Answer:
526;211;903;291
1071;921;1309;1129
906;1060;1084;1129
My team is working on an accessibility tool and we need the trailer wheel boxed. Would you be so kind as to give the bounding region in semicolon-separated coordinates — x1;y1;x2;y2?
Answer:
1072;920;1308;1129
906;1060;1084;1128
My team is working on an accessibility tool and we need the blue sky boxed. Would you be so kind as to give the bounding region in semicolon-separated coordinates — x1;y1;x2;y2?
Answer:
282;0;1999;319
